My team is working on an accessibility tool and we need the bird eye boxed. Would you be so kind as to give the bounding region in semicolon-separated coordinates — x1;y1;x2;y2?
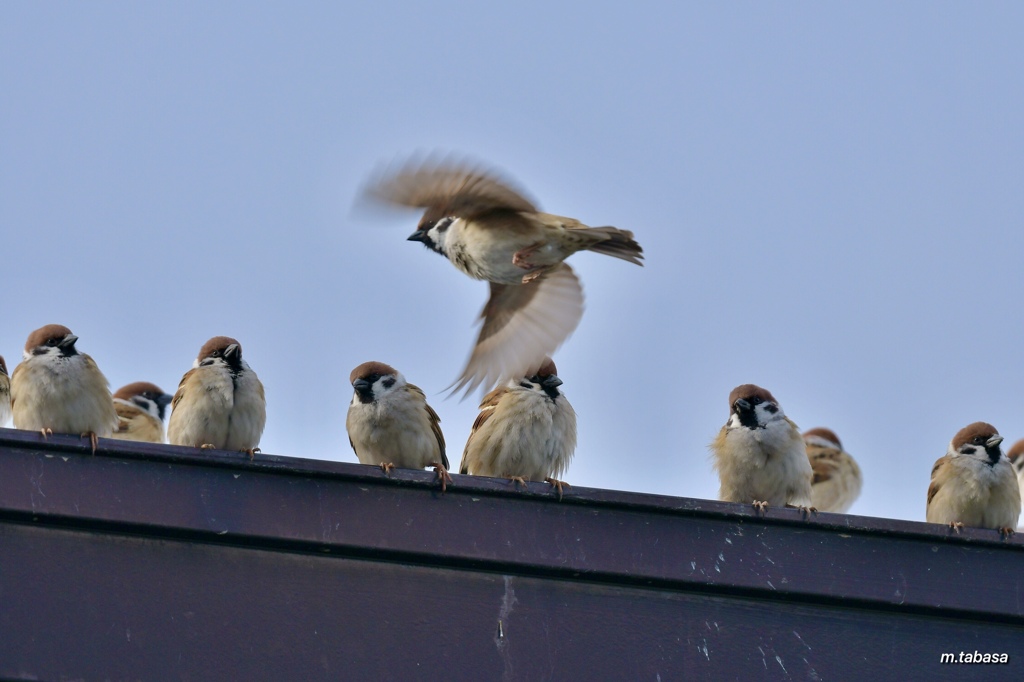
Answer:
974;436;986;445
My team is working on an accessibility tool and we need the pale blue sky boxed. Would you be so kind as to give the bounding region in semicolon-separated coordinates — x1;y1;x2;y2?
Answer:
2;3;1023;523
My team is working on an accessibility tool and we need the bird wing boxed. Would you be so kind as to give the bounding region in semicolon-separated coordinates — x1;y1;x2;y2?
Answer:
926;455;950;507
367;158;538;219
408;383;448;471
459;386;507;474
451;263;583;396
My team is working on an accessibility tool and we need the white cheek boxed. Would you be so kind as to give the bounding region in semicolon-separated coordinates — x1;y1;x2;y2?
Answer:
727;413;742;429
756;403;785;423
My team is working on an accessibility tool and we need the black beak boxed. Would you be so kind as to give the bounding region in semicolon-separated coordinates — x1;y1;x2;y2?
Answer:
156;394;173;410
733;398;752;413
58;334;79;350
407;230;426;242
353;379;372;395
541;375;563;390
224;344;241;359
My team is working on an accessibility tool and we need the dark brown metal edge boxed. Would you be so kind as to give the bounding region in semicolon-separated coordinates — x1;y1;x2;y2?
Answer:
1;427;1022;623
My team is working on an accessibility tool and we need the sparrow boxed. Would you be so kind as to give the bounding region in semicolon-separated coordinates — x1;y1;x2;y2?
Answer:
1007;438;1024;525
926;422;1020;536
10;324;118;452
367;157;644;394
110;381;174;444
167;336;266;457
803;427;863;513
710;384;813;514
345;361;451;490
0;355;11;427
459;358;576;498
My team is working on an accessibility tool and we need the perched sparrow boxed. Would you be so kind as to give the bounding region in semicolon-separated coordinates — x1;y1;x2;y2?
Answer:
110;382;173;444
0;355;11;426
459;358;576;497
10;324;118;452
345;361;450;490
167;336;266;457
926;422;1020;535
1007;439;1024;524
367;157;643;394
710;384;812;514
803;427;863;513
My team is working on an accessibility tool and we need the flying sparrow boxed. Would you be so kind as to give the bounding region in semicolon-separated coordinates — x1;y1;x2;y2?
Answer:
10;324;118;452
167;336;266;457
710;384;813;514
367;157;643;394
926;422;1020;535
459;358;576;498
803;427;863;513
0;355;11;427
345;361;450;490
110;381;174;444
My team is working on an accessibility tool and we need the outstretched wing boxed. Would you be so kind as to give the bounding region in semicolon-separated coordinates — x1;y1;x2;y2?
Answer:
366;156;538;220
451;263;583;396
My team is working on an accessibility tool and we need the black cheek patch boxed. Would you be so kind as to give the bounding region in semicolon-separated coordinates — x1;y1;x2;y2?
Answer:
382;377;396;389
763;403;778;414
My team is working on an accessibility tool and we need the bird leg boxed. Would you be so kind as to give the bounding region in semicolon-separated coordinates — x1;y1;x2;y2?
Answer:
786;504;818;519
508;476;528;490
80;431;99;454
244;447;260;461
39;427;52;439
512;242;546;271
379;462;395;476
752;500;769;516
948;521;964;534
430;461;453;493
544;477;570;501
200;444;217;450
999;527;1015;539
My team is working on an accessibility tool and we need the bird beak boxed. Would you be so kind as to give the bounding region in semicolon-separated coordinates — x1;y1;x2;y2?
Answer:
156;394;173;410
352;379;372;394
541;374;563;389
987;435;1004;449
58;334;78;350
225;344;240;359
733;398;751;412
407;230;427;242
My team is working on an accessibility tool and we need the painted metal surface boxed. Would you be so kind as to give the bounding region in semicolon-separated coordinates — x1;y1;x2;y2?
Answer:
0;428;1021;680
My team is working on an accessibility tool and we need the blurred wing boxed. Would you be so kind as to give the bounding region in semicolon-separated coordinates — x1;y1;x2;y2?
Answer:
366;156;538;218
451;263;584;396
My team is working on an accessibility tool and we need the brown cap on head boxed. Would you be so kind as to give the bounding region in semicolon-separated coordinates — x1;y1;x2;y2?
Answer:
0;355;6;376
728;384;777;409
24;324;74;352
951;422;1000;449
534;358;557;378
803;427;842;449
1007;439;1024;463
350;361;398;385
197;336;241;361
114;382;166;400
